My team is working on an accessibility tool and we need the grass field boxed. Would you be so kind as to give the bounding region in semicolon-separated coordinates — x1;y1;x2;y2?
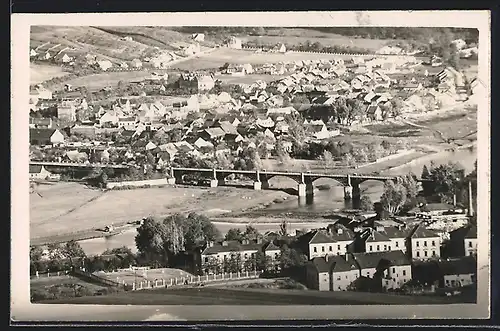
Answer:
30;274;107;292
30;182;290;240
30;63;70;84
96;268;193;285
44;286;474;305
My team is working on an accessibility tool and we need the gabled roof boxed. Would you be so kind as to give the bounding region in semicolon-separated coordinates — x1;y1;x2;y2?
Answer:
263;241;280;252
204;127;226;138
309;230;336;244
438;256;476;276
310;255;358;273
450;224;477;240
201;240;264;255
30;128;58;141
352;250;411;270
409;223;440;239
29;165;44;173
364;229;392;243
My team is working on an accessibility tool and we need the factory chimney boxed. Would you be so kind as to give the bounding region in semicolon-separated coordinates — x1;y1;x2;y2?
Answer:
468;181;474;217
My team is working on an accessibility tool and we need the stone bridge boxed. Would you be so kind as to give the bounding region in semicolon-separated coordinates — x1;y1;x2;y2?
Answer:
167;167;427;202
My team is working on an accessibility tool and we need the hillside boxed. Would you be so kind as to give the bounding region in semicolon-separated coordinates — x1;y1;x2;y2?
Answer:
30;26;211;63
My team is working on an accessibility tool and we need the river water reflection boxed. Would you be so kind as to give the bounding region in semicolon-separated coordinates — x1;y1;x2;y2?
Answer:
78;147;477;256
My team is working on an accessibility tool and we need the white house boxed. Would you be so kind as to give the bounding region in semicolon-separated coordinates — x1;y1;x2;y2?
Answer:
97;60;113;71
439;256;476;288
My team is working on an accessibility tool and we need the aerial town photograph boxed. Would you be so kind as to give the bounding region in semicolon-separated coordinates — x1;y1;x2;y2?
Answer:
28;25;480;306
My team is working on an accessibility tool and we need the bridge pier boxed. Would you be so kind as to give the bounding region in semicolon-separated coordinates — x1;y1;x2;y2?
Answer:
253;181;262;190
210;179;219;188
167;177;176;185
298;182;314;197
344;186;353;200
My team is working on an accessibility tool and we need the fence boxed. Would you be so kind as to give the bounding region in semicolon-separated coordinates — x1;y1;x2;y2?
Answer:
129;270;262;291
71;268;124;288
30;270;70;279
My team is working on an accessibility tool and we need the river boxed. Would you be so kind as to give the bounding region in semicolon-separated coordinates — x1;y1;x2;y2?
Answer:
78;147;477;256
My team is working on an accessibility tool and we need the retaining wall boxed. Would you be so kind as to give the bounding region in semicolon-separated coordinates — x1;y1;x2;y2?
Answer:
106;178;170;189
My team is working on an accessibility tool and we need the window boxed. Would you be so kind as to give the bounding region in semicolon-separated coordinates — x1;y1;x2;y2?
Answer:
369;245;373;252
205;257;209;263
445;279;450;285
424;241;427;247
366;272;370;277
432;240;436;246
337;244;341;250
322;246;325;252
432;250;436;257
395;241;399;247
275;252;279;258
402;270;406;276
244;253;248;258
392;267;396;273
468;241;473;248
251;253;255;258
416;251;420;257
329;246;332;251
377;245;380;251
416;241;420;247
313;247;317;253
384;245;387;251
337;275;341;280
424;251;428;257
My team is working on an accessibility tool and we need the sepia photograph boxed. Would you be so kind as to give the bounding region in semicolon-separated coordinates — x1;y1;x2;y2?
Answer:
11;11;490;322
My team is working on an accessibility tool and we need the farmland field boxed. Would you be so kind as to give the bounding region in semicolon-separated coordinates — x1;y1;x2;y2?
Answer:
30;63;70;84
239;32;395;51
172;48;364;70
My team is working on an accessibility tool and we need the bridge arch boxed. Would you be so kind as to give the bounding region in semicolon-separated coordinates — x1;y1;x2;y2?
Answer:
357;179;388;200
262;174;302;186
309;176;348;187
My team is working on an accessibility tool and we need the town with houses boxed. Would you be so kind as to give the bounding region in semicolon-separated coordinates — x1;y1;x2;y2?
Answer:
27;26;480;305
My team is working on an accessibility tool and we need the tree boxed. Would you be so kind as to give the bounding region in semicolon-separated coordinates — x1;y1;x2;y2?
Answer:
183;213;221;251
135;217;169;266
321;150;335;169
243;225;261;240
353;146;369;163
61;240;86;259
390;97;404;117
255;250;271;271
399;174;419;210
368;142;385;161
346;98;365;125
380;180;408;215
225;228;244;241
427;162;466;203
334;96;349;125
344;152;357;167
279;220;289;236
360;196;373;211
279;245;307;271
30;246;44;262
275;139;291;167
286;113;307;148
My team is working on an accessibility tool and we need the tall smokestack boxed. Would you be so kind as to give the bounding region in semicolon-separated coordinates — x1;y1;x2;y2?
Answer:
468;181;474;217
453;193;457;207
